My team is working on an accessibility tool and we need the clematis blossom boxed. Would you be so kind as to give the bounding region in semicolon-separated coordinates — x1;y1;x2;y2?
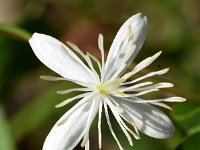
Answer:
29;13;186;150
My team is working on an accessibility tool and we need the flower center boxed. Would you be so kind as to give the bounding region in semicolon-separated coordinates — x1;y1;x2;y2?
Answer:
96;84;108;96
95;79;125;96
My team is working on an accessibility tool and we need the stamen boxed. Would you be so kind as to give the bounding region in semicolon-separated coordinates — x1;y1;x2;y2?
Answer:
67;41;86;60
123;82;173;92
108;63;127;81
85;140;90;150
98;34;105;82
57;88;92;94
127;97;172;109
56;93;97;125
55;92;91;108
96;79;124;96
104;102;124;150
86;52;102;73
152;103;172;110
98;100;103;149
67;41;100;82
105;79;124;89
119;82;153;92
121;68;169;85
133;88;159;96
119;117;139;140
60;44;88;69
109;98;124;113
109;99;124;113
40;75;67;81
131;122;140;139
111;91;126;97
81;99;99;147
123;89;159;97
121;51;162;81
40;75;93;88
85;55;100;82
163;97;186;102
109;96;138;139
106;99;133;146
134;97;186;103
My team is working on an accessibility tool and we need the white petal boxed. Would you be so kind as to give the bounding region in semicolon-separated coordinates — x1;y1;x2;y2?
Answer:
43;101;93;150
114;97;175;139
105;13;147;80
29;33;96;87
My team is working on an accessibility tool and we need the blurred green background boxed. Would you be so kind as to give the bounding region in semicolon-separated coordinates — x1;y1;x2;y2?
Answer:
0;0;200;150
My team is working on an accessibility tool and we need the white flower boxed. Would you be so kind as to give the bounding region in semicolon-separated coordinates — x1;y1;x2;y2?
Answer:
29;13;186;150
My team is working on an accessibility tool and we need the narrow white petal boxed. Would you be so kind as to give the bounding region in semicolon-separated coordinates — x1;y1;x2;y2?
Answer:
43;101;93;150
105;13;147;80
29;33;96;87
114;97;175;139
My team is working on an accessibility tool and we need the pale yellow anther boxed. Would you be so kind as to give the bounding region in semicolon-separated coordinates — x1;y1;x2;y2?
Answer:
113;91;125;96
96;79;124;96
96;84;108;95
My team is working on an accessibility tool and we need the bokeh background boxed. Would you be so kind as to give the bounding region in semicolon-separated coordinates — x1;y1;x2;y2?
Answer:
0;0;200;150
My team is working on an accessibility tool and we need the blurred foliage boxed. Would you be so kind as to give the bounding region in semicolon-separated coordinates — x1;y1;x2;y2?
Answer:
0;105;15;150
172;101;200;135
176;132;200;150
0;0;200;150
0;24;31;41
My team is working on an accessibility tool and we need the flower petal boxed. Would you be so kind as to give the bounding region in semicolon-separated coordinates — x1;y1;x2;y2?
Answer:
43;101;93;150
105;13;147;80
29;33;96;87
114;97;175;139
